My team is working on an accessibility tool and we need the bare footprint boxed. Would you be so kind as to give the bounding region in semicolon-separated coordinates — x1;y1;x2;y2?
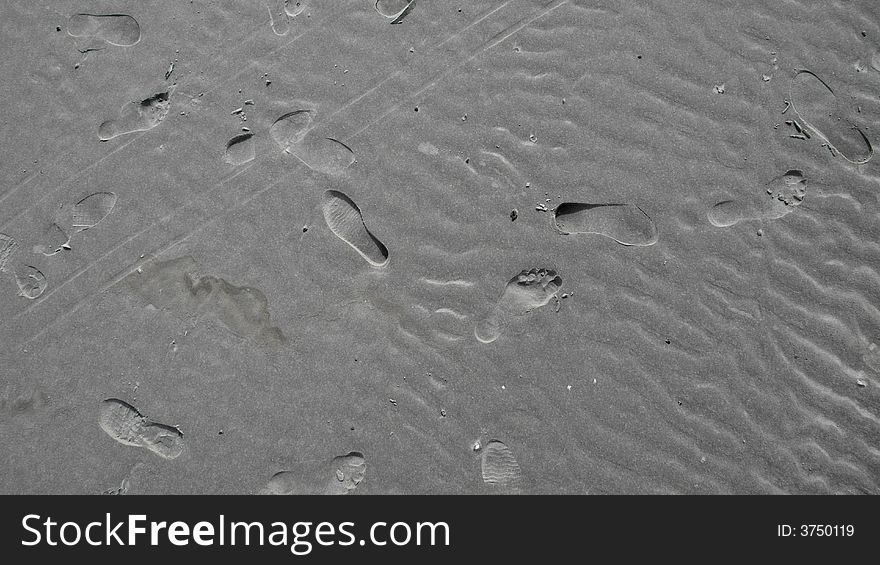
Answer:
267;1;291;36
790;70;873;164
99;91;171;141
322;190;389;267
98;398;183;460
284;0;306;17
263;452;366;495
481;440;523;493
375;0;417;23
474;268;562;344
707;169;806;228
554;203;658;246
72;192;118;233
224;133;256;166
67;14;141;46
291;135;356;175
270;110;314;151
14;265;47;299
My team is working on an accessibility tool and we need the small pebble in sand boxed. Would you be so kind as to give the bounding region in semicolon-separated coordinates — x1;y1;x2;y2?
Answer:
440;409;447;417
713;83;725;94
757;229;763;237
761;74;771;82
856;379;867;387
473;441;481;452
510;209;518;221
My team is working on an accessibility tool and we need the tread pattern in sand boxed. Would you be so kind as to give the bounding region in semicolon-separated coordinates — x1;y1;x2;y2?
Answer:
72;192;118;232
99;398;183;459
481;440;523;492
123;256;286;346
67;14;141;46
263;451;366;495
14;266;47;299
224;133;256;166
0;233;18;272
708;170;806;228
322;190;388;267
475;268;562;344
790;70;873;164
99;92;171;141
554;203;658;246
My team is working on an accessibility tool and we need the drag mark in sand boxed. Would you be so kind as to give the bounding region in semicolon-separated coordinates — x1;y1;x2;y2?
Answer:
475;268;562;344
67;14;141;46
554;203;658;246
123;255;287;347
708;170;807;228
322;190;389;267
99;399;183;460
99;91;171;141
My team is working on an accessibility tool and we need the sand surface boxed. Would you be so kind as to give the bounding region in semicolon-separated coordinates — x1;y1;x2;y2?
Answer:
1;0;880;494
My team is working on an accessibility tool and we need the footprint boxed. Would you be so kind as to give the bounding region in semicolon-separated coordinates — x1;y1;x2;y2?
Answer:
102;477;131;495
99;91;171;141
33;192;117;255
14;266;47;299
33;223;71;256
270;110;313;151
790;70;873;164
291;136;356;175
0;233;19;273
375;0;416;23
284;0;306;17
554;203;658;246
474;268;562;344
67;14;141;46
99;398;184;460
123;255;287;346
322;190;388;267
707;169;806;228
481;440;523;492
224;133;256;166
263;452;366;495
267;1;291;36
72;192;118;233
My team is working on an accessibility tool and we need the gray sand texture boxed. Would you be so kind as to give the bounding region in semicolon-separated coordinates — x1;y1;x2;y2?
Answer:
1;0;880;494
